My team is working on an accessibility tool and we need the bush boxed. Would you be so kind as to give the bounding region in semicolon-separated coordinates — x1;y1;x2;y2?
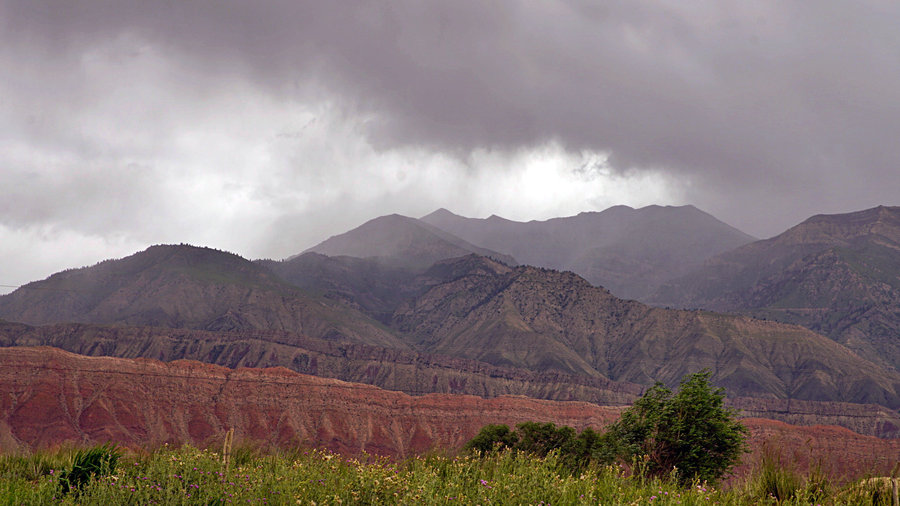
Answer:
514;422;576;457
58;443;121;495
465;371;748;485
606;370;748;485
465;422;613;473
464;424;519;454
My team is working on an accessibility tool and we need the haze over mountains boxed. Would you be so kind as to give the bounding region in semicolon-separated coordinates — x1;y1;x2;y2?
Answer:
301;204;899;377
308;204;756;300
304;213;517;270
1;203;899;446
420;205;756;300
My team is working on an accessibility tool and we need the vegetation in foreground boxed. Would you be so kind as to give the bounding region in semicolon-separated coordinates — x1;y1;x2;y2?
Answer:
1;443;897;505
467;371;749;486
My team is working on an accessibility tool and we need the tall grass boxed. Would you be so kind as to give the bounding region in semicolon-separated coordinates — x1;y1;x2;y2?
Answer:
0;444;893;505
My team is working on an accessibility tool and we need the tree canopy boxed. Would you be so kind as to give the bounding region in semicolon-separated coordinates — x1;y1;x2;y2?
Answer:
465;370;748;485
606;369;748;484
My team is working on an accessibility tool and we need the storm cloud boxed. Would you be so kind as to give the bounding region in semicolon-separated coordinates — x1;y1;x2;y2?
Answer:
2;0;899;290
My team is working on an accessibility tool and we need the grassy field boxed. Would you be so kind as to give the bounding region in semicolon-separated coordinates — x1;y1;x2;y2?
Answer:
0;444;895;505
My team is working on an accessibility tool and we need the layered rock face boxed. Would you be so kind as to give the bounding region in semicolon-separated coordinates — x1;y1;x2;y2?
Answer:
0;347;621;456
728;397;900;440
4;322;899;438
0;321;643;406
2;347;898;481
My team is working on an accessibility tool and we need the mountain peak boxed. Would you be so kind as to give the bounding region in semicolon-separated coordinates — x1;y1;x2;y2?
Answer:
421;208;461;220
781;205;900;245
303;213;516;268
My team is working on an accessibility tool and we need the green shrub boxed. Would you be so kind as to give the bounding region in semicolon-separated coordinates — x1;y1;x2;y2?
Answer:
514;422;576;457
464;424;519;454
602;370;748;485
58;443;121;495
465;422;613;473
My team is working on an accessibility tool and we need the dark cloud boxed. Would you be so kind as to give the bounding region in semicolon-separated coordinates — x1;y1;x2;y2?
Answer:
1;0;899;250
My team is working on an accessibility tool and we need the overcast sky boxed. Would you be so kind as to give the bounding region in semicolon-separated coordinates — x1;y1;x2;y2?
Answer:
2;0;900;293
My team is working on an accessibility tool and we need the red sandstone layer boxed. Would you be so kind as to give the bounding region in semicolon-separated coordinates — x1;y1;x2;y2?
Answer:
1;347;896;480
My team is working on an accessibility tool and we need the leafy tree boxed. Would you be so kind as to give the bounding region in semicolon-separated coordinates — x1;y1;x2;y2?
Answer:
559;427;609;472
606;370;748;485
464;371;746;484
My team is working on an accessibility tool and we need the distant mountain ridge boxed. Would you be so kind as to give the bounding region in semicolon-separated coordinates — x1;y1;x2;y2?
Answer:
303;214;516;270
649;205;900;371
420;205;756;299
0;244;408;350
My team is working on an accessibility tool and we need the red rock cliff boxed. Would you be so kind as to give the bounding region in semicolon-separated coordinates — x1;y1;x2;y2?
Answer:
1;347;897;480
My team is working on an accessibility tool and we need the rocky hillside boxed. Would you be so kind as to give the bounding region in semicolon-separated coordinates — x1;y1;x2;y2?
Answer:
0;320;642;407
1;346;897;481
394;255;900;409
649;205;900;371
420;205;755;299
3;322;897;438
0;245;407;350
2;247;900;411
0;346;624;455
304;214;516;270
256;253;422;324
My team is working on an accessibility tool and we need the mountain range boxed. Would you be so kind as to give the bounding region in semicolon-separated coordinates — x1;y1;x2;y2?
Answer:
649;206;900;372
2;237;899;410
303;204;900;376
420;205;756;300
309;204;756;300
1;204;899;448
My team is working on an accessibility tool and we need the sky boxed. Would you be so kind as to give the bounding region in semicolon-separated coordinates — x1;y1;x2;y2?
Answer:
2;0;900;294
